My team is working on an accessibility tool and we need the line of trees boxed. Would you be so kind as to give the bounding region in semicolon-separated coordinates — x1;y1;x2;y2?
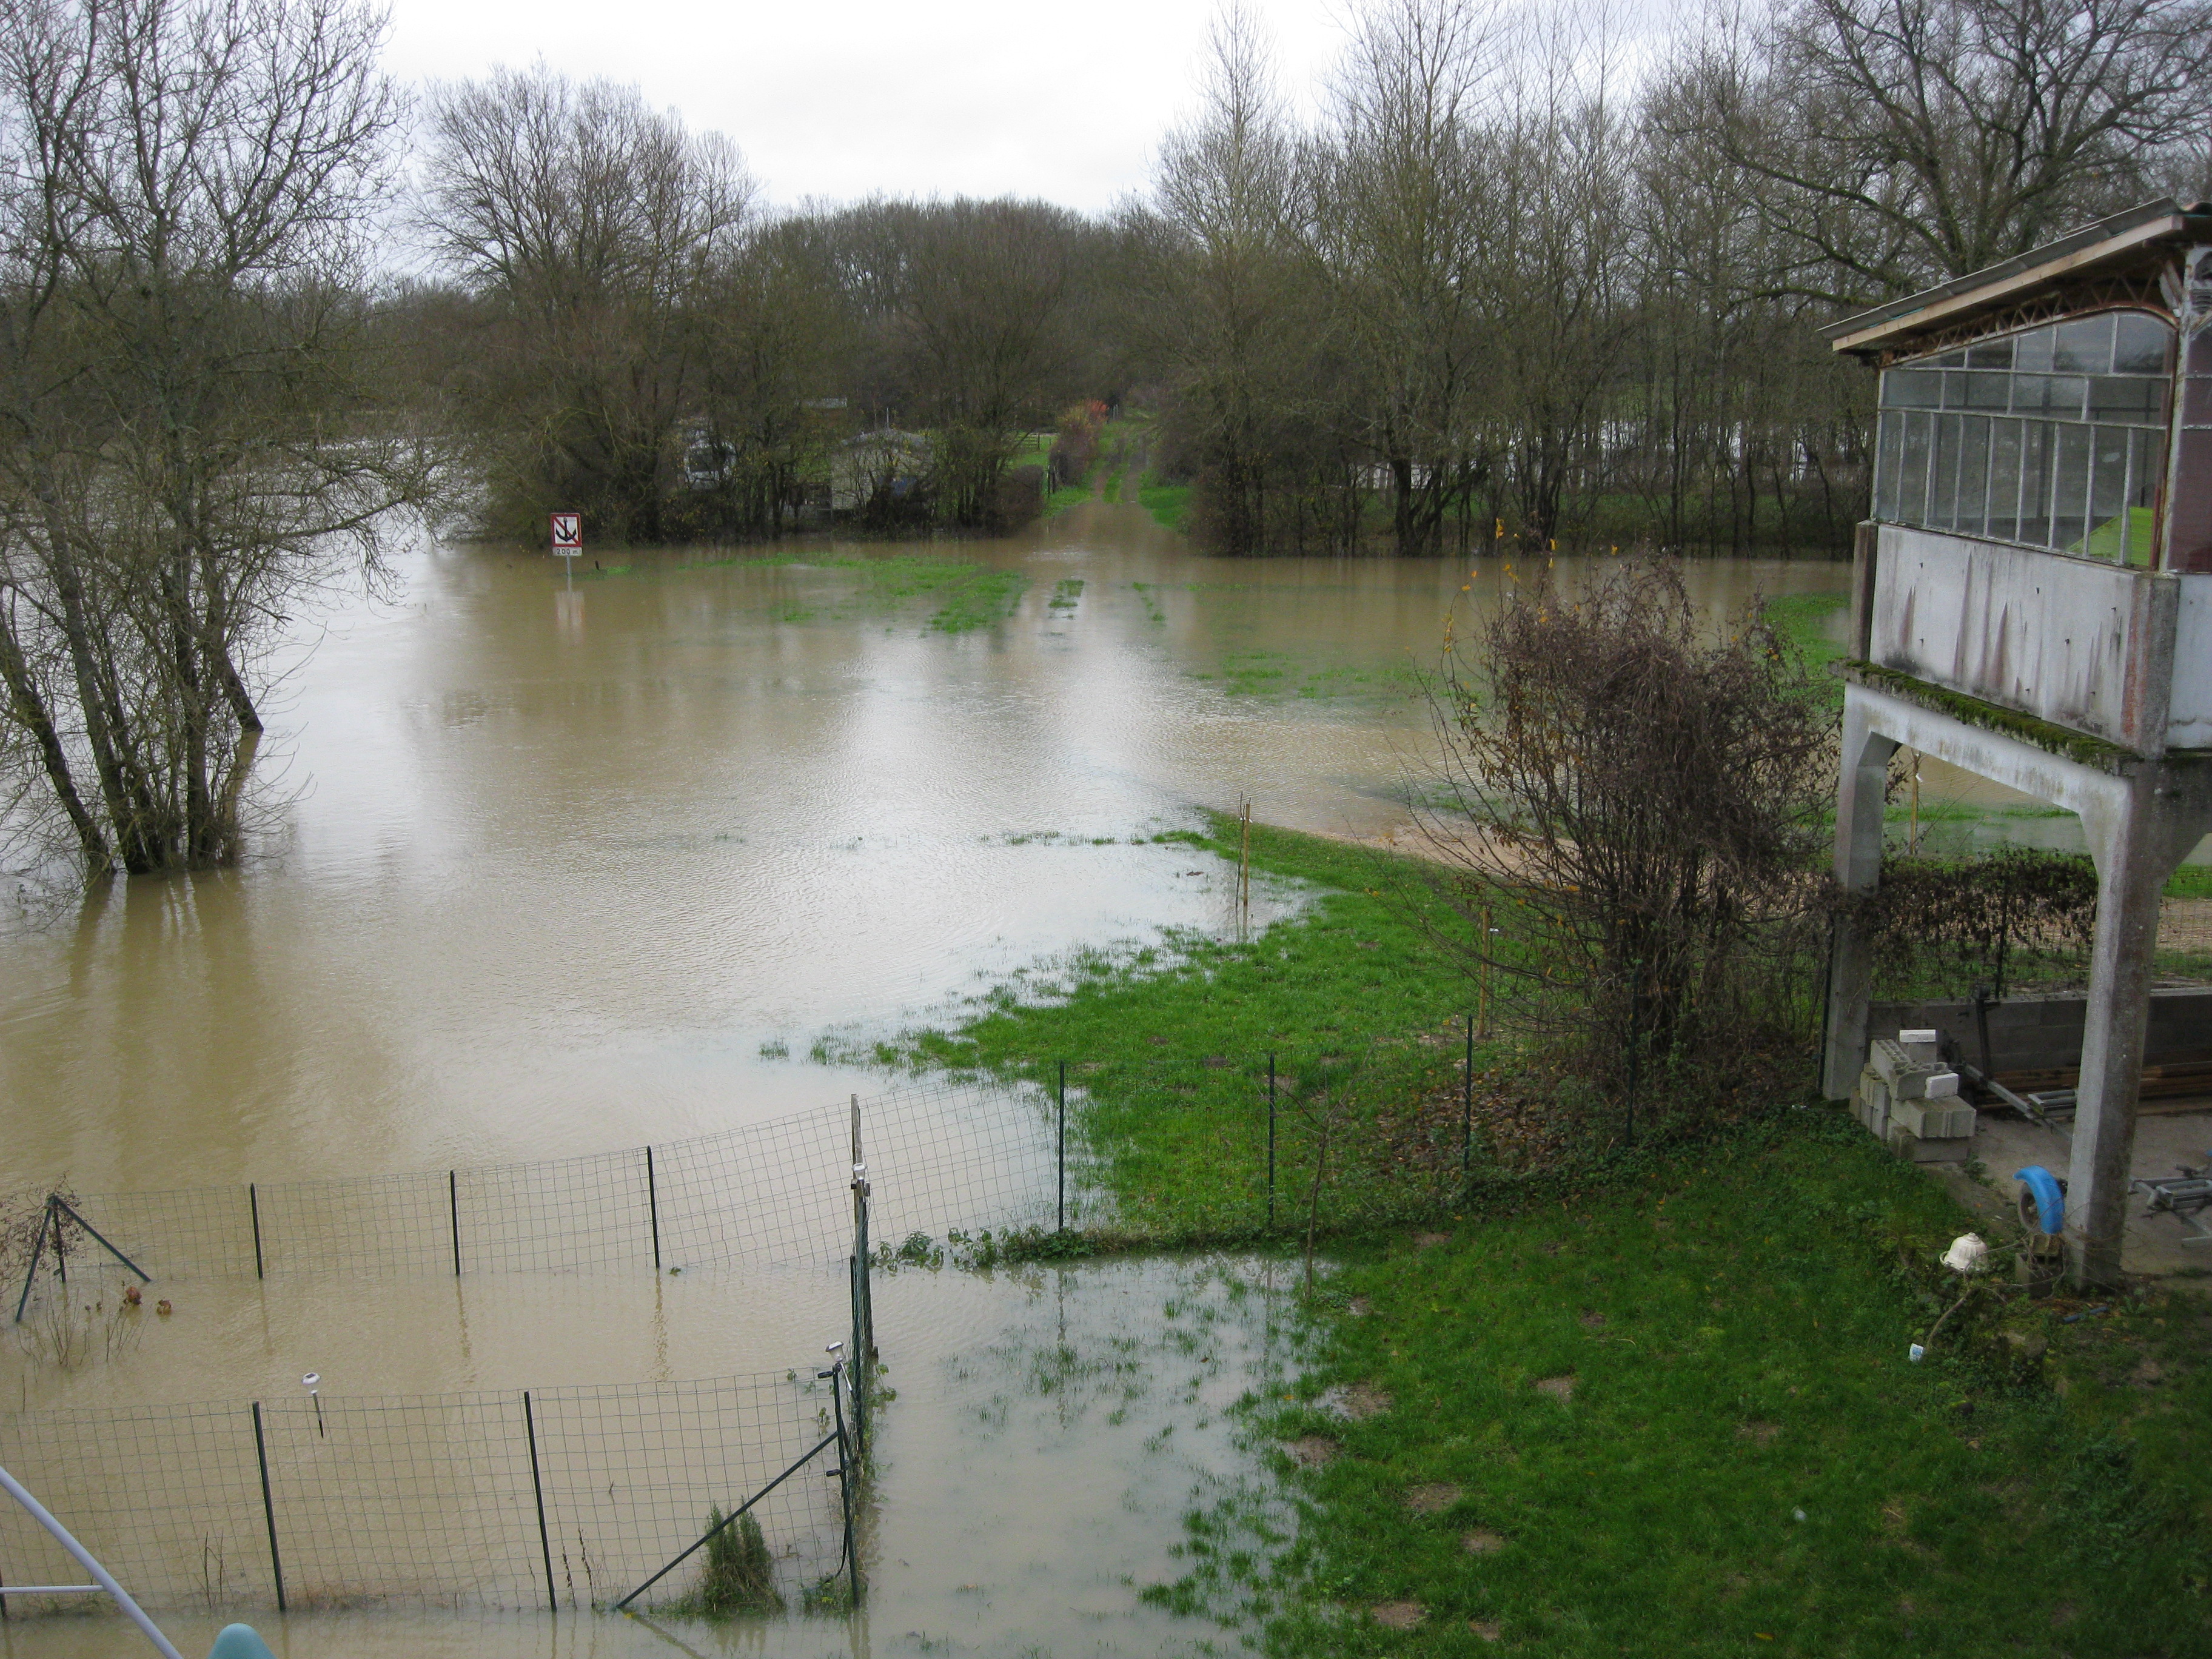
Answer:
1131;0;2212;556
386;0;2211;560
2;0;2206;880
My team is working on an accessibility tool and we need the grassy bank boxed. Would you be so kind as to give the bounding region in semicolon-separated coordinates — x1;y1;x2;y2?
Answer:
898;820;1491;1238
892;816;2211;1654
1165;1114;2212;1655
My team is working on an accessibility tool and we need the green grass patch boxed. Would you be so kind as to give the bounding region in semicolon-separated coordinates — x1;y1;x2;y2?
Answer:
1139;479;1191;531
891;819;1490;1237
1765;593;1851;711
1189;649;1421;703
879;812;2212;1651
2168;864;2212;901
1163;1113;2212;1655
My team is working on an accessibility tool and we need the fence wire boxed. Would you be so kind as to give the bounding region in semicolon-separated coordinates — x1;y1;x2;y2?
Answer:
0;1370;848;1615
30;1076;1101;1289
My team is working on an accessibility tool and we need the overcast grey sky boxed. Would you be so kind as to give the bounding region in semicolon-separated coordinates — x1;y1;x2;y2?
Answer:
383;0;1342;212
383;0;1678;215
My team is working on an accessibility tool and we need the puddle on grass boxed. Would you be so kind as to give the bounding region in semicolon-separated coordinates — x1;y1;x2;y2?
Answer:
0;1255;1302;1659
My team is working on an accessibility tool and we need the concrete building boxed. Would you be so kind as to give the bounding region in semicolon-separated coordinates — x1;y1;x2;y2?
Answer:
1821;198;2212;1287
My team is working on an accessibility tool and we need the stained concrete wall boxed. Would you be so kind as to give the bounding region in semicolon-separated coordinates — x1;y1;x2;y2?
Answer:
1871;525;2178;753
1869;988;2212;1073
2174;574;2212;749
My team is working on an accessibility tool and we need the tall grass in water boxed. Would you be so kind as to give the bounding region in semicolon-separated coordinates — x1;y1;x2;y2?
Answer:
683;1508;780;1617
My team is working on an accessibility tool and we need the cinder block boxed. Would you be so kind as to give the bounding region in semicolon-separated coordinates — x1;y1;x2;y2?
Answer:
1871;1039;1909;1085
1854;1070;1891;1138
1925;1071;1960;1100
1892;1066;1946;1101
1892;1099;1976;1139
1888;1125;1973;1164
1897;1029;1941;1065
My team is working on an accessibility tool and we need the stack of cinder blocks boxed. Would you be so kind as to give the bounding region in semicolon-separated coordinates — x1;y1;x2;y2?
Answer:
1852;1028;1974;1163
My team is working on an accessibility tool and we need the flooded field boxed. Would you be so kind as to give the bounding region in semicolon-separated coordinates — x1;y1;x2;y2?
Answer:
0;1256;1298;1659
1;498;2048;1653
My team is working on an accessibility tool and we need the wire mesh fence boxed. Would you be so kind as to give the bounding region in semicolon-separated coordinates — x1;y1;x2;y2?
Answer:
0;1369;852;1615
16;1074;1100;1294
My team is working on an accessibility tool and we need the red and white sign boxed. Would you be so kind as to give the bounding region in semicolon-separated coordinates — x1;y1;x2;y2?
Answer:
550;512;582;555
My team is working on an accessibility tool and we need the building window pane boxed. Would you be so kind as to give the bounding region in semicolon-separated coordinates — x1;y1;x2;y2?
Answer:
2086;426;2131;560
1883;368;1942;408
1931;414;1962;530
1966;337;2016;369
2015;326;2054;373
1902;411;1933;525
2129;426;2163;563
1987;418;2023;542
2053;315;2114;374
2053;423;2091;550
2114;312;2172;375
1953;415;1992;537
2019;421;2053;546
2085;375;2167;423
1875;411;1905;521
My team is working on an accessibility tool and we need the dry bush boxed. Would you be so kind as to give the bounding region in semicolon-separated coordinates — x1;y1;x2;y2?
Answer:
1416;558;1834;1133
1838;846;2100;1000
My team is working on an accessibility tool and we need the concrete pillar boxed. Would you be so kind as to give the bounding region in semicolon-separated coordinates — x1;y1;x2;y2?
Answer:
2067;763;2202;1286
1823;690;1898;1099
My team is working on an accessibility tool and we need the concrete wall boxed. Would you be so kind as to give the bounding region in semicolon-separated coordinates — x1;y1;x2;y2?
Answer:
1869;988;2212;1073
2174;574;2212;749
1871;525;2177;753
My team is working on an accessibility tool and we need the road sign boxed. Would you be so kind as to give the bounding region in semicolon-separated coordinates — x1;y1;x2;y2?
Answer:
550;512;581;556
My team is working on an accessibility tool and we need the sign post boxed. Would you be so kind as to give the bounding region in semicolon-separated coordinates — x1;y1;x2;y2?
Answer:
550;512;581;589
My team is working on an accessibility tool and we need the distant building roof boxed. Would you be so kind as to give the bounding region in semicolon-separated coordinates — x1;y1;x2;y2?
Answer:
1825;197;2212;362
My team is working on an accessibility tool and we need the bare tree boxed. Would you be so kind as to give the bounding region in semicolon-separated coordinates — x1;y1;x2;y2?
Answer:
419;65;752;541
1671;0;2212;302
1138;3;1316;554
1304;0;1508;555
0;0;421;879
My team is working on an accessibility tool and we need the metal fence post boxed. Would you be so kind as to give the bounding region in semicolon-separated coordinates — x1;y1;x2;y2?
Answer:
1266;1055;1277;1230
644;1146;661;1272
850;1094;871;1457
1463;1014;1474;1188
523;1391;556;1612
447;1170;461;1277
829;1359;859;1608
1056;1059;1067;1232
248;1184;264;1281
12;1201;52;1324
250;1403;286;1613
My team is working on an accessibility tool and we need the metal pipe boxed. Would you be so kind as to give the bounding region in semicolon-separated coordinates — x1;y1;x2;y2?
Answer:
524;1391;556;1612
0;1464;184;1659
13;1201;50;1324
47;1198;149;1282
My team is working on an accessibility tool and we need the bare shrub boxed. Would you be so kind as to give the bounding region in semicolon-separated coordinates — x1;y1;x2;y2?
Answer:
1841;846;2099;1000
1417;558;1834;1132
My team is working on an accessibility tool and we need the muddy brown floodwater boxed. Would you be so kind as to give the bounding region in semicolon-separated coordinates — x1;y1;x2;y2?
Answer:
0;501;1868;1655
